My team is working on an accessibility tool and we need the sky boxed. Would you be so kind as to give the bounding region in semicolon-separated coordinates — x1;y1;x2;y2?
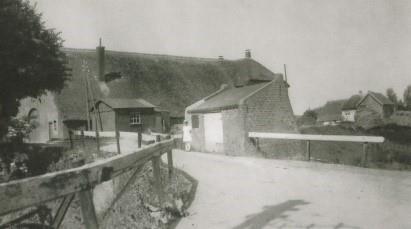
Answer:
31;0;411;114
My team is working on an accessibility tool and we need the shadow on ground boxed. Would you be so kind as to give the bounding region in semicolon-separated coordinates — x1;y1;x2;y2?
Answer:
232;200;361;229
232;200;309;229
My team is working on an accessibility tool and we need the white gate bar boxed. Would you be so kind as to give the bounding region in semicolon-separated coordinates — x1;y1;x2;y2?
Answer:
248;132;384;143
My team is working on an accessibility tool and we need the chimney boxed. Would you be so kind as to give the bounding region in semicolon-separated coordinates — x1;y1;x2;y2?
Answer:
245;49;251;59
96;38;105;81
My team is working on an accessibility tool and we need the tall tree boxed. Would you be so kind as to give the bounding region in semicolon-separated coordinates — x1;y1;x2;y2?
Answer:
386;88;398;105
0;0;69;138
404;85;411;109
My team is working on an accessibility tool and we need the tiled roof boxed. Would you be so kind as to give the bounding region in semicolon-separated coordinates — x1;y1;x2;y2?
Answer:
342;95;363;110
97;98;156;109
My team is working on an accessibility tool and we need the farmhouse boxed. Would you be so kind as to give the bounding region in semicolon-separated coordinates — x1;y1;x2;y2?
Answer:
186;74;300;156
357;91;395;118
91;98;170;133
17;44;279;143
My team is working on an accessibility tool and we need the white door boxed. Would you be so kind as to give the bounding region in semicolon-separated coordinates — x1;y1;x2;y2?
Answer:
204;113;224;153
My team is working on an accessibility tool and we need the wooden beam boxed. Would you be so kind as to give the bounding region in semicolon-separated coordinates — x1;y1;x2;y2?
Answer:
52;193;76;228
0;139;175;216
78;190;99;229
249;132;384;143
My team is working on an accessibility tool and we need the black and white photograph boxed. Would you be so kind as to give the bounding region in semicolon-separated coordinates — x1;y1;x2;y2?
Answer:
0;0;410;228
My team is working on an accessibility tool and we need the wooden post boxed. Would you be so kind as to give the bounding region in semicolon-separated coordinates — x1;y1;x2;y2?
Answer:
68;130;74;149
115;113;121;154
81;130;85;148
152;156;164;206
306;140;311;161
138;131;142;148
167;151;173;179
78;190;99;229
362;142;368;167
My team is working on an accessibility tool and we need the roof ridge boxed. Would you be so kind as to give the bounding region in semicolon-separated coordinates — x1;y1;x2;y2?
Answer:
62;47;238;62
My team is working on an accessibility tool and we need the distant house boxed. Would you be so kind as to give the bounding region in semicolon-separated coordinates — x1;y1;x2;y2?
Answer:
390;111;411;127
186;75;299;156
315;100;346;126
341;94;363;122
18;45;276;143
91;98;169;133
357;91;395;119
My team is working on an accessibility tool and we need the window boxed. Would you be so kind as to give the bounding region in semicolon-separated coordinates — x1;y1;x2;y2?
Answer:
130;112;141;125
192;115;199;128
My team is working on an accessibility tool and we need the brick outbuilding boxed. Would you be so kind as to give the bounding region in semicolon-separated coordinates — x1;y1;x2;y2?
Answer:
187;75;301;157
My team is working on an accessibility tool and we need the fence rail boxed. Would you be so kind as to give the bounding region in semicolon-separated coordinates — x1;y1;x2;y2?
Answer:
0;138;177;228
249;132;385;166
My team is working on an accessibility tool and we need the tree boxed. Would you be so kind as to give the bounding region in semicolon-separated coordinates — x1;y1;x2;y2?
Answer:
298;109;318;126
386;88;398;105
0;0;69;138
403;85;411;110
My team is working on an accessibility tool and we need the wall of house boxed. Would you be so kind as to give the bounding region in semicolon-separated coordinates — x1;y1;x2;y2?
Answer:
221;109;247;156
242;79;304;159
18;92;62;143
358;96;383;117
190;114;205;152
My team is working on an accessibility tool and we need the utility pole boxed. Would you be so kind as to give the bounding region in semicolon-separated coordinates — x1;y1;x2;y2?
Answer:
82;60;91;131
83;64;100;152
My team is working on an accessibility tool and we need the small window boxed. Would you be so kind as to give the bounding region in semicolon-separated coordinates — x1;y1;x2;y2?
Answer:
192;115;199;128
130;112;141;125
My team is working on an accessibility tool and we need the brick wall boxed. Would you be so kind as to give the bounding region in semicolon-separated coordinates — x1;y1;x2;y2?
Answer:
221;109;247;156
242;79;304;158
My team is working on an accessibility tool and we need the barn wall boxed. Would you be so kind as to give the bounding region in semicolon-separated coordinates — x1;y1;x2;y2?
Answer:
243;79;304;159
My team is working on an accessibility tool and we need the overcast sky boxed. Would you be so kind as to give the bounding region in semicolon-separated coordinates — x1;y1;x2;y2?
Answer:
31;0;411;114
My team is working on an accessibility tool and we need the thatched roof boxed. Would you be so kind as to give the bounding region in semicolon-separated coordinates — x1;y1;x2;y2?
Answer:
55;48;276;120
94;98;156;110
358;91;394;106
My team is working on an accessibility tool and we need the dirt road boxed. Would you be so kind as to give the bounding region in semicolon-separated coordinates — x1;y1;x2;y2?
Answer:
172;150;411;229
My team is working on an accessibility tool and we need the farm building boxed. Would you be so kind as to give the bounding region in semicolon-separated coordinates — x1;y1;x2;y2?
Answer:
186;74;300;157
357;91;395;119
91;98;170;133
341;94;363;122
17;44;280;143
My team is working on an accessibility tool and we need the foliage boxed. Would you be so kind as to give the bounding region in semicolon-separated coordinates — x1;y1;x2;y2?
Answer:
386;88;398;105
297;109;318;126
0;0;69;138
6;116;36;141
403;85;411;109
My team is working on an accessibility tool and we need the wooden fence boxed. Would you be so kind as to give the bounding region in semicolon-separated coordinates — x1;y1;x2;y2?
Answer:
249;132;385;167
0;137;177;228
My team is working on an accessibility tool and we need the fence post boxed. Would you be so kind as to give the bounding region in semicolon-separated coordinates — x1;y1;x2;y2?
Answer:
167;151;173;179
81;130;85;148
138;131;142;148
78;190;99;229
306;140;311;161
362;142;368;167
69;130;74;149
152;155;164;206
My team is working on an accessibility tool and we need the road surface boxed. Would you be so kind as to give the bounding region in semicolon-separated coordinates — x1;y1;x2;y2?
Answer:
171;150;411;229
